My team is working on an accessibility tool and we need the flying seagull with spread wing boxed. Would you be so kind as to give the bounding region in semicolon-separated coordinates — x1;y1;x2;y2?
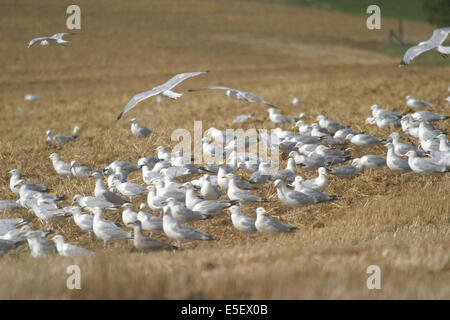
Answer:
28;33;77;48
117;71;210;120
400;27;450;66
188;86;277;108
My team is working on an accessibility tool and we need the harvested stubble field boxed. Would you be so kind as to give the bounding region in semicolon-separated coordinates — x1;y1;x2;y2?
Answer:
0;0;449;299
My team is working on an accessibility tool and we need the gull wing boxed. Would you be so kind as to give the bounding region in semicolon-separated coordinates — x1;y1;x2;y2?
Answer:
243;92;276;108
400;28;450;66
50;33;76;40
188;85;231;92
117;71;209;120
27;37;50;48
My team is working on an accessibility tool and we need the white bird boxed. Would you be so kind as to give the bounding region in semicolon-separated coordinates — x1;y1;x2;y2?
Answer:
129;220;177;252
121;203;138;227
406;95;432;109
200;175;221;200
92;207;133;248
72;194;118;211
400;27;450;66
268;108;296;124
92;171;128;205
111;180;145;202
232;113;253;123
24;94;40;101
326;159;363;178
188;86;276;108
46;129;78;144
274;179;317;214
165;197;208;222
22;231;57;258
28;33;76;48
390;132;423;157
0;239;26;254
249;162;272;184
270;158;296;182
255;207;297;233
137;203;163;235
298;167;328;191
52;235;94;257
70;160;94;178
130;118;154;137
385;143;411;173
412;111;448;122
9;169;50;195
229;205;256;241
346;133;384;147
146;186;166;214
405;151;448;176
49;153;73;178
162;206;214;248
117;71;210;119
227;174;268;203
358;155;386;169
67;207;94;238
316;115;347;132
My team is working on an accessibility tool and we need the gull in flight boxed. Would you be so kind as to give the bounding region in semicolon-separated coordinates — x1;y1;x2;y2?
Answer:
188;86;276;108
28;33;76;48
400;27;450;66
117;71;210;120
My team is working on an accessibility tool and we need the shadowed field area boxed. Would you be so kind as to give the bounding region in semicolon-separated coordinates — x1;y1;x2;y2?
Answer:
0;0;449;299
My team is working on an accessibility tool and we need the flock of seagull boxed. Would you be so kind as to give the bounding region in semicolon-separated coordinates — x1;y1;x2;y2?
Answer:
0;27;449;258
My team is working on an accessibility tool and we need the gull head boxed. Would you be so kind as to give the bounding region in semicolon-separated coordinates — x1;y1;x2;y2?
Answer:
293;176;303;184
130;118;138;125
256;207;266;216
295;120;305;127
49;153;59;161
70;160;79;168
351;158;361;166
139;203;147;210
273;179;283;188
288;151;299;158
51;235;65;244
405;150;417;158
267;108;275;114
156;146;166;153
345;133;355;141
318;167;327;175
9;169;20;176
91;171;103;179
122;203;133;209
385;142;393;149
46;129;53;137
316;115;325;122
228;205;241;215
71;194;82;205
405;95;412;100
389;132;400;140
370;104;379;111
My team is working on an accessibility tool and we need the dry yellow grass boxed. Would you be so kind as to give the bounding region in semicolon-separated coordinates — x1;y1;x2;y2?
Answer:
0;0;449;299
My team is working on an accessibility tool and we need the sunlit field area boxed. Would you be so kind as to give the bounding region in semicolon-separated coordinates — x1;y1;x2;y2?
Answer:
0;0;448;299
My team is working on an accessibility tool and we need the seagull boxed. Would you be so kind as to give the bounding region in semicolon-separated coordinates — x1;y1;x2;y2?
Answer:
0;239;26;255
182;183;237;216
117;71;209;120
165;197;208;222
249;162;272;184
255;207;297;233
292;180;338;203
70;160;94;179
400;27;450;66
129;220;177;252
72;194;118;211
130;118;154;137
9;169;50;195
46;129;78;144
136;203;163;235
91;171;128;205
385;143;411;173
406;95;432;109
358;155;386;169
390;132;424;157
188;86;276;108
405;150;449;176
92;207;133;248
316;115;347;132
226;174;268;203
21;231;57;258
232;113;253;123
51;235;94;257
268;108;296;124
27;33;76;48
274;179;317;215
270;158;296;182
412;111;449;122
200;175;221;200
121;203;138;227
229;205;256;242
326;159;363;178
0;200;20;213
111;179;145;202
67;207;94;238
49;153;73;178
346;133;385;147
25;94;40;101
162;206;214;248
297;167;328;191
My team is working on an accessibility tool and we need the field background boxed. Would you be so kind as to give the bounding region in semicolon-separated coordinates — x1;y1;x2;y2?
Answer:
0;0;449;299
